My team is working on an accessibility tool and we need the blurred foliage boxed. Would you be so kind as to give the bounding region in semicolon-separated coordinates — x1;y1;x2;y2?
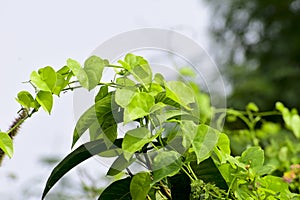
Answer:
207;0;300;110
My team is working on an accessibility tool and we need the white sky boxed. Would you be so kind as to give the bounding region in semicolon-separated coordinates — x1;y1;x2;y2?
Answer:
0;0;211;199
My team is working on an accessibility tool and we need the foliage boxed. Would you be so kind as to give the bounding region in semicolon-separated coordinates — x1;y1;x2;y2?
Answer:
207;0;300;110
1;54;300;199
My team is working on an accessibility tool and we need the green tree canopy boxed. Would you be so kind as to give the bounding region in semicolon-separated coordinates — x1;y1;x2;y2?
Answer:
208;0;300;110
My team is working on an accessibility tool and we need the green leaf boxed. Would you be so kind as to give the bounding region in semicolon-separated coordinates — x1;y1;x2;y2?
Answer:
72;93;112;147
116;77;136;86
179;67;196;77
119;54;152;87
107;154;135;176
130;172;151;200
52;71;71;96
217;133;230;154
181;120;198;149
192;124;220;164
67;58;83;76
122;127;151;160
115;87;136;108
36;91;53;114
95;85;108;103
165;81;195;109
259;175;296;199
67;57;105;91
84;55;105;90
96;138;123;158
152;151;182;183
0;132;13;158
291;114;300;138
246;102;259;112
16;91;38;109
30;66;56;92
213;133;231;164
124;92;155;123
154;73;165;85
98;177;132;200
42;139;107;199
239;146;264;173
56;65;70;75
190;158;228;190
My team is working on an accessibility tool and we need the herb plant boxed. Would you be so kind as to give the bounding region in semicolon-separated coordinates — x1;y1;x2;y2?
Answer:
1;53;300;199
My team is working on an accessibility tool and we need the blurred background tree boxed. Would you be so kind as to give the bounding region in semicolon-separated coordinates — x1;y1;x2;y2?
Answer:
207;0;300;110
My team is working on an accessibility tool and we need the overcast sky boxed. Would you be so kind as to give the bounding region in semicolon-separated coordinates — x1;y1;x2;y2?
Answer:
0;0;211;199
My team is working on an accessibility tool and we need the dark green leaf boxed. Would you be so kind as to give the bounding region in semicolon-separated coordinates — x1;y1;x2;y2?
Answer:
98;177;132;200
95;85;108;103
42;139;107;199
191;158;228;190
72;93;112;147
107;154;135;176
152;151;182;183
168;173;191;200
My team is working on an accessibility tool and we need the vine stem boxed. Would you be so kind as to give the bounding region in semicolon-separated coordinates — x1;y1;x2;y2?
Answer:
181;165;195;181
7;109;36;135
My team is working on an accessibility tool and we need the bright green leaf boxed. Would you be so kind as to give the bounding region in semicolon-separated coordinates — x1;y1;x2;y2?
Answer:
216;133;231;155
0;132;13;158
130;172;151;200
30;71;50;91
30;66;57;92
16;91;37;109
179;67;196;77
36;91;53;114
165;81;195;109
115;87;136;108
260;175;296;199
291;114;300;138
116;77;136;86
84;55;105;90
119;54;152;88
124;92;155;123
67;56;105;90
38;66;57;91
67;58;89;89
122;127;151;160
246;102;259;112
239;146;264;173
154;73;165;85
56;65;70;75
192;124;220;164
